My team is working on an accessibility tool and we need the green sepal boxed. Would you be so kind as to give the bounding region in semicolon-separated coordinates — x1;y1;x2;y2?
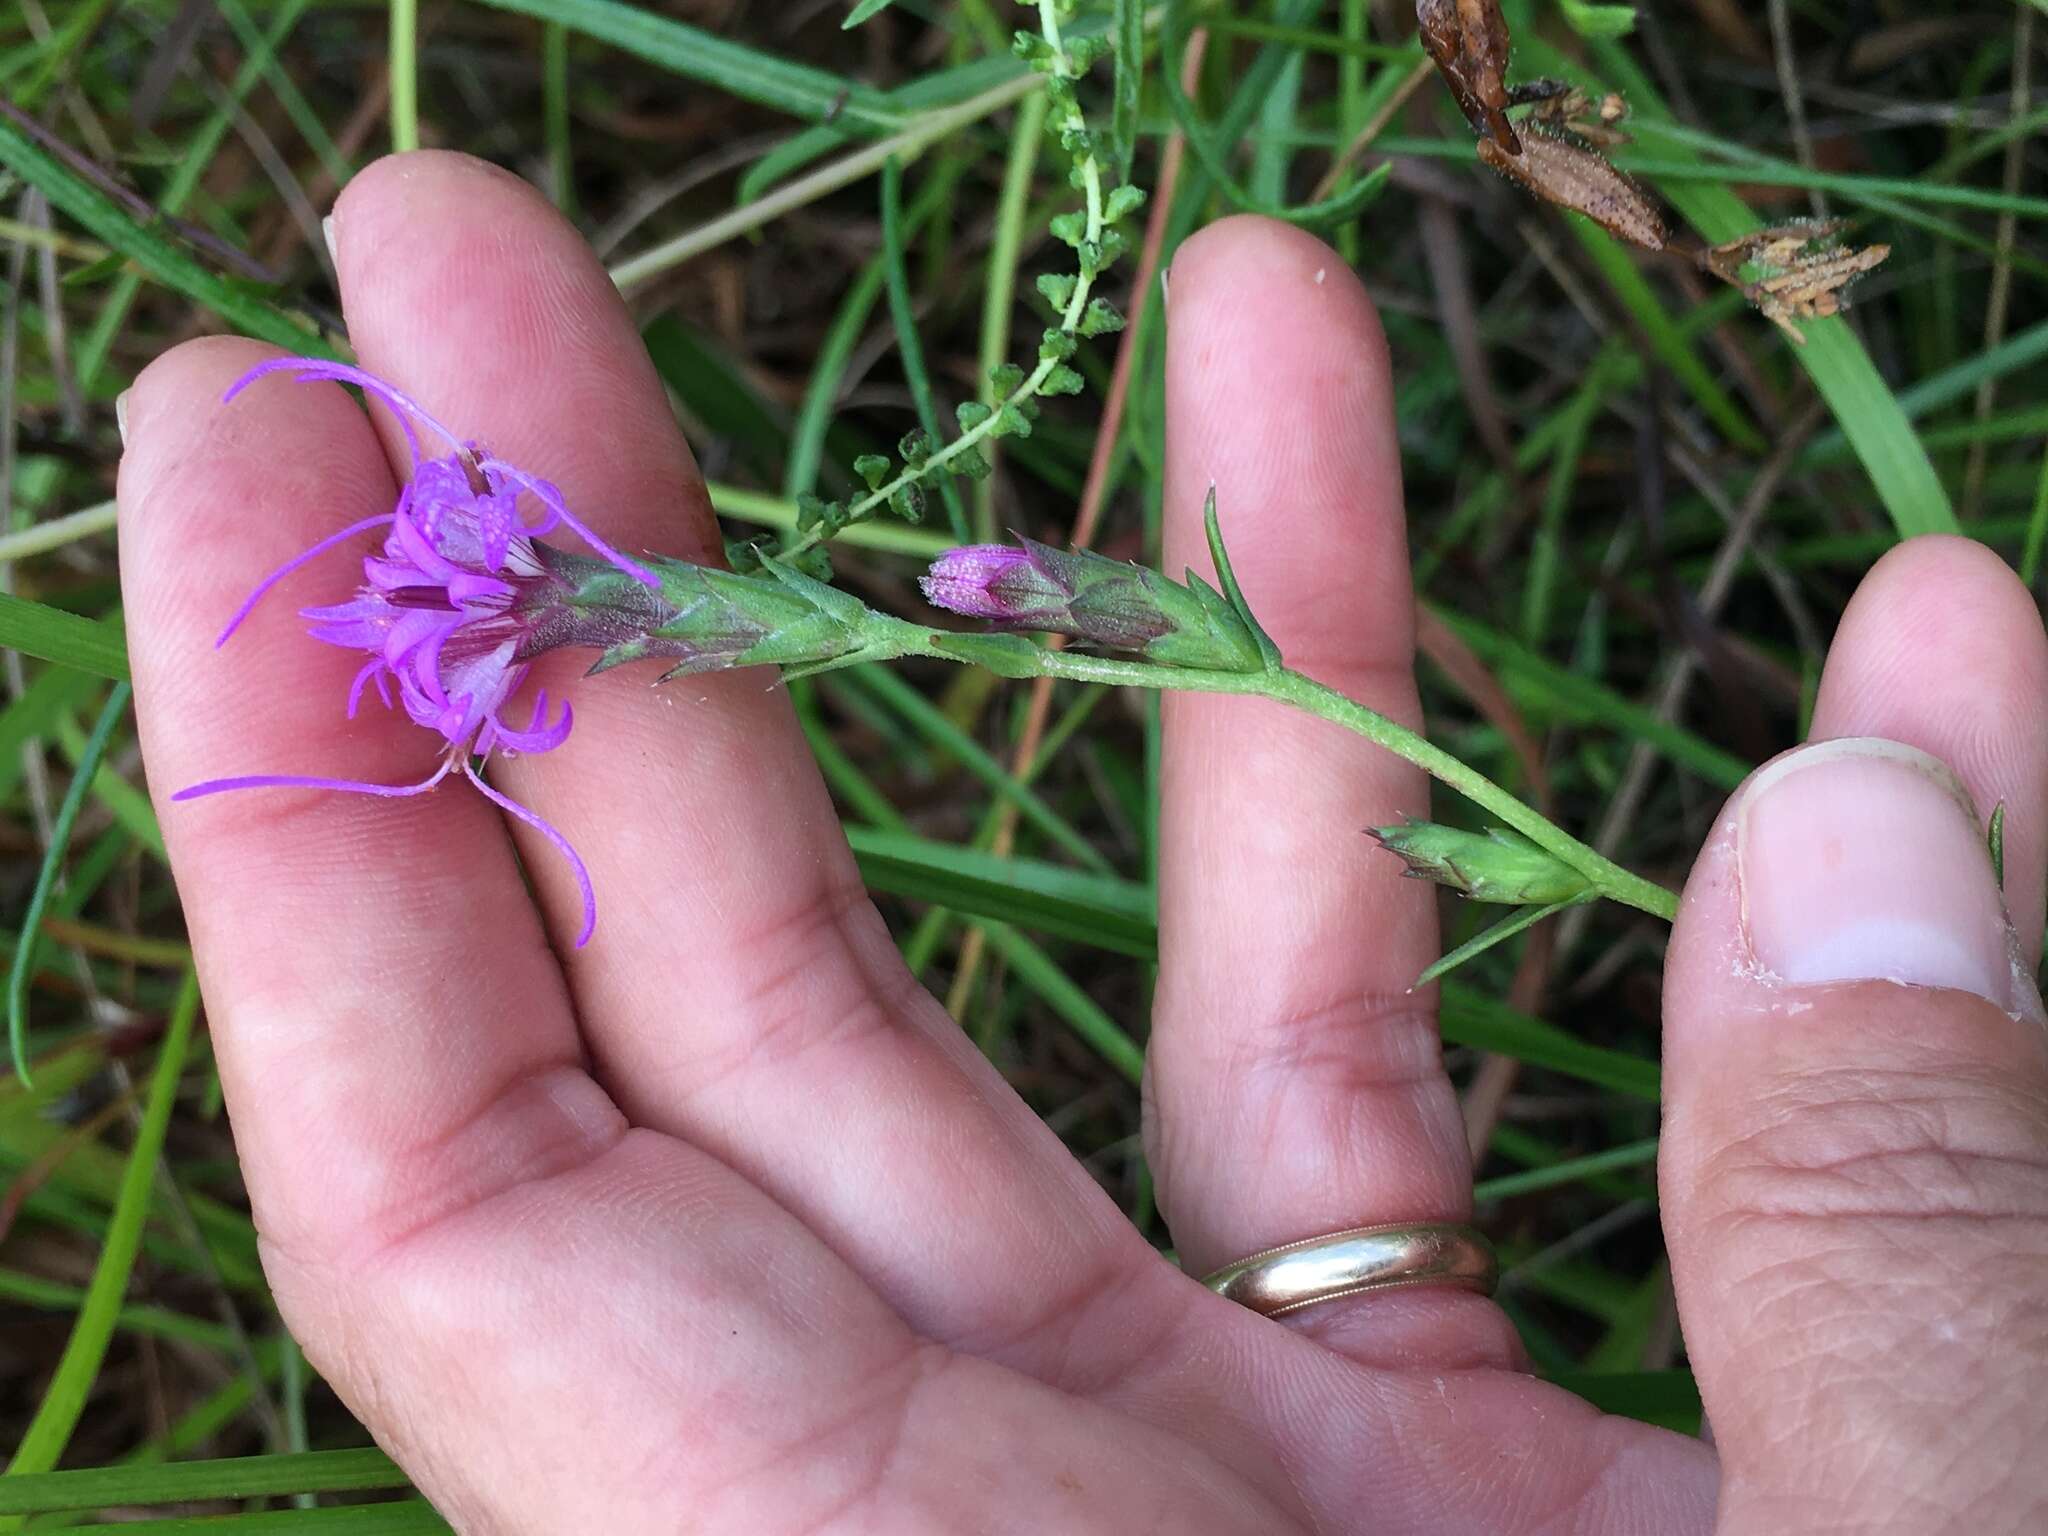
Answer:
1412;899;1583;989
730;611;859;670
757;553;877;626
1200;487;1281;671
853;453;892;490
1367;822;1593;905
927;631;1046;678
957;399;994;431
1141;571;1265;673
1041;365;1086;396
949;447;993;479
586;641;652;676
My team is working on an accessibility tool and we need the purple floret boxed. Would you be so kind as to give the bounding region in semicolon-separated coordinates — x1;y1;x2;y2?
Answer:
172;357;638;947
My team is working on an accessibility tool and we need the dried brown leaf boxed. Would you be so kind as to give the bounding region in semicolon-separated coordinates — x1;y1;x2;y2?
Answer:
1477;131;1669;251
1703;220;1891;343
1418;0;1519;149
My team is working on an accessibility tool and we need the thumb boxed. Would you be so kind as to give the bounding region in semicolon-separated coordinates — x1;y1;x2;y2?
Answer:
1662;735;2048;1532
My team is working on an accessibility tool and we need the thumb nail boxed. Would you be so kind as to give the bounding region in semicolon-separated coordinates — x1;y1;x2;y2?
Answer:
1738;738;2024;1012
321;213;339;268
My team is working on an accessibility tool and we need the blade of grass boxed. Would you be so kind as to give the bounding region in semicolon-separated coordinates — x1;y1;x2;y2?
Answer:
0;970;199;1514
2022;451;2048;586
38;1502;450;1533
389;0;419;152
0;1267;242;1355
710;482;953;557
0;1450;407;1517
1545;1368;1701;1432
1802;314;2048;465
55;705;163;860
1567;221;1763;453
9;682;129;1084
842;665;1111;873
734;56;1027;205
0;664;100;803
849;828;1660;1098
845;827;1156;957
0;500;116;563
0;114;328;359
1430;608;1750;789
1112;0;1143;175
881;156;970;541
1473;1136;1660;1202
973;91;1047;539
978;922;1144;1083
608;71;1038;290
471;0;904;132
1521;365;1606;643
0;596;127;680
543;21;573;214
1439;982;1660;1101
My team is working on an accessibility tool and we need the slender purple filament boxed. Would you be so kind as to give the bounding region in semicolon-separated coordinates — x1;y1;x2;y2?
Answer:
225;357;463;469
172;756;457;802
215;513;396;647
477;459;659;588
464;765;597;947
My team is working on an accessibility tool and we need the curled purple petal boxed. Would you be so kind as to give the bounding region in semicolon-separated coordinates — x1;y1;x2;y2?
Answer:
216;513;395;647
488;692;573;755
463;764;596;947
478;459;659;588
345;658;390;719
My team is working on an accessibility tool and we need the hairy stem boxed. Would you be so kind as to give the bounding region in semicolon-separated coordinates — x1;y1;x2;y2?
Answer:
872;618;1679;921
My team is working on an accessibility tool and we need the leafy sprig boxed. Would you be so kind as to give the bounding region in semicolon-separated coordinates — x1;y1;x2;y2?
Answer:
764;1;1142;574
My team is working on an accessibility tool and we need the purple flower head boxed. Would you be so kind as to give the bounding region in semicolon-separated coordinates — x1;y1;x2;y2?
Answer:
172;357;659;947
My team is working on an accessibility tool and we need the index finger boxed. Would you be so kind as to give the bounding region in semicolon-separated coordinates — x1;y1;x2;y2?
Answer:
118;336;613;1268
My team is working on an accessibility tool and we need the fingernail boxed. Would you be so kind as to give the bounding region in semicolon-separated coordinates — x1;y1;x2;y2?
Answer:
115;389;131;449
321;213;339;267
1738;738;2017;1009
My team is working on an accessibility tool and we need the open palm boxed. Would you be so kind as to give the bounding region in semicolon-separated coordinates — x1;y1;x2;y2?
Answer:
118;153;2048;1534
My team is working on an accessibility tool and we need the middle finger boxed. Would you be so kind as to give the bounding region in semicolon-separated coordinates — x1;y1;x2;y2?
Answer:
326;151;1171;1375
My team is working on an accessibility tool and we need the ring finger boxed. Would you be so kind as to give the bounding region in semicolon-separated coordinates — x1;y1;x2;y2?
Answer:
1146;217;1513;1364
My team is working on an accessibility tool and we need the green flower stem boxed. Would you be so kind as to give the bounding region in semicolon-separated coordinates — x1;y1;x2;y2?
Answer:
865;617;1679;922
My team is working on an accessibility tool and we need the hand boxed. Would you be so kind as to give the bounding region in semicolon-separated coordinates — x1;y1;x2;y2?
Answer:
118;152;2048;1534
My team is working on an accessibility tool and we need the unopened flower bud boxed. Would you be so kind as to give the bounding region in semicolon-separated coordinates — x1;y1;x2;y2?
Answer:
921;539;1262;673
1369;821;1590;905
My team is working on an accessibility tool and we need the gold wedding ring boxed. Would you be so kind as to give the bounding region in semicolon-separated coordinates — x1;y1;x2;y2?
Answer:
1200;1222;1499;1317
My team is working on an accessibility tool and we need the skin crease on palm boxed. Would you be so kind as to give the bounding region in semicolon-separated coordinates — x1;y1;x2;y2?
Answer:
115;152;2048;1534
